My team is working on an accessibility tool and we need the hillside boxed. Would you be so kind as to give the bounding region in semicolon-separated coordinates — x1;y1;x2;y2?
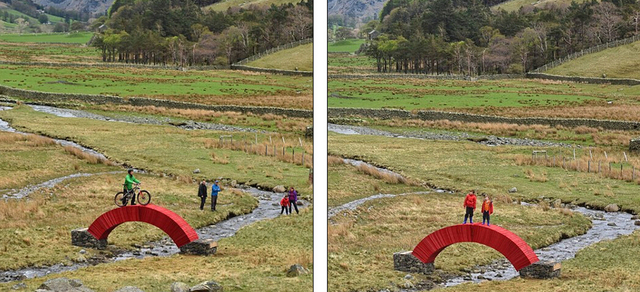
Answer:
493;0;589;12
206;0;302;11
31;0;113;15
246;42;313;71
328;0;387;25
546;40;640;79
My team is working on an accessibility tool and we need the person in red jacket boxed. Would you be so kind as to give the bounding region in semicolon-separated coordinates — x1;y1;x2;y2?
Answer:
481;193;494;226
280;194;290;215
463;190;477;224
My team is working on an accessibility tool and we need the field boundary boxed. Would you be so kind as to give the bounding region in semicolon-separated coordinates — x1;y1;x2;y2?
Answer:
328;74;524;80
533;34;640;73
328;107;640;131
0;60;230;70
0;86;313;118
526;73;640;85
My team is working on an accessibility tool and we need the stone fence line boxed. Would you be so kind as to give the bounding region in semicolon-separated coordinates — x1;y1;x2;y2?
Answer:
0;60;230;70
0;85;313;119
328;73;525;80
533;34;640;73
328;107;640;131
231;64;312;76
526;73;640;85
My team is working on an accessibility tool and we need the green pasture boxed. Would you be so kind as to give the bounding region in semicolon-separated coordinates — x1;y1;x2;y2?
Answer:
327;53;377;74
0;32;93;44
546;40;640;79
0;65;312;109
0;106;313;193
327;77;640;110
493;0;589;12
206;0;303;11
0;8;65;26
329;132;640;213
328;39;365;53
0;42;98;63
246;43;313;71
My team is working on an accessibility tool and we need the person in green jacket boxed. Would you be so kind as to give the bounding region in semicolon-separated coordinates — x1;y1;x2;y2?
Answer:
123;169;141;205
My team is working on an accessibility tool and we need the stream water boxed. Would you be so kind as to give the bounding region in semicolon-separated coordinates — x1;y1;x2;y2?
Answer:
0;105;307;282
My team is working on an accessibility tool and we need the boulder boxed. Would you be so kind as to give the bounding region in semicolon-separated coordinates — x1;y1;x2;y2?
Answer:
508;187;517;193
632;215;639;220
189;281;223;292
286;264;309;277
114;287;144;292
296;201;304;206
11;282;26;290
393;251;434;275
273;185;286;193
71;228;107;250
193;169;200;174
38;278;94;292
635;221;640;226
607;222;617;226
171;282;190;292
519;261;561;279
604;204;619;212
179;239;218;255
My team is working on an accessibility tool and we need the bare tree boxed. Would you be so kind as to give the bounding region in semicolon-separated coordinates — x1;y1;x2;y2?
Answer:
593;2;622;43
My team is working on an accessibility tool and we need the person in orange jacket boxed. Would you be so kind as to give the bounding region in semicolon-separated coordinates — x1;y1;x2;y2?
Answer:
280;194;290;215
481;193;494;226
463;190;477;224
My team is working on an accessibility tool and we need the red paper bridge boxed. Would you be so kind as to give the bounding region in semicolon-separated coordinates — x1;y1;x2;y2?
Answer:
412;223;539;271
87;204;199;248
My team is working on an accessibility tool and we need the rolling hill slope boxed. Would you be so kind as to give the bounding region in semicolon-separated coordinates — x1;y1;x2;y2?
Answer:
545;40;640;79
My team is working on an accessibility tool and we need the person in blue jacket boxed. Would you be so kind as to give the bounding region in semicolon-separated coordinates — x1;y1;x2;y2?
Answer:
211;180;221;211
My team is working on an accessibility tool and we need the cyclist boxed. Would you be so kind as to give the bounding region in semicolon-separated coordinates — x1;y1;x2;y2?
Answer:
123;169;141;205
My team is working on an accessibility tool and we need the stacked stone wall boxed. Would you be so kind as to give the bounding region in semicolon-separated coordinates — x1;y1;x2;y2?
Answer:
0;85;312;119
328;108;640;131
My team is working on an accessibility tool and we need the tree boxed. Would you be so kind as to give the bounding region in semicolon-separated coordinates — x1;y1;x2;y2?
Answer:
594;1;623;43
15;18;28;34
335;27;354;39
37;14;48;24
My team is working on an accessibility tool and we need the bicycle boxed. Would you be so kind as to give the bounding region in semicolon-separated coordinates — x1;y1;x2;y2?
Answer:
114;183;151;207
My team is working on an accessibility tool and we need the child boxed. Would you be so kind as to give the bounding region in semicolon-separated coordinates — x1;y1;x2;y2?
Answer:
463;190;477;224
481;193;494;226
280;194;290;215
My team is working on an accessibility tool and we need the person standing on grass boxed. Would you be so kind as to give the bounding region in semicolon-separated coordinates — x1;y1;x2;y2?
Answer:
123;169;140;205
288;186;299;214
198;179;207;210
280;194;290;215
211;180;221;211
481;193;494;226
463;190;477;224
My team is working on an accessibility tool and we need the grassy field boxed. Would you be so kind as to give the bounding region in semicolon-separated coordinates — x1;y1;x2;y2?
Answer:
328;39;365;53
327;161;591;291
329;132;640;213
328;53;377;74
0;106;313;193
0;32;93;44
0;106;313;291
493;0;589;12
80;104;312;135
546;40;640;79
246;43;313;71
0;42;99;63
328;77;640;121
206;0;302;11
0;65;313;109
328;130;640;291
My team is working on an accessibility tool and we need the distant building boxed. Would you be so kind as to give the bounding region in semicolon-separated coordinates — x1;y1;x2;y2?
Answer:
368;29;380;40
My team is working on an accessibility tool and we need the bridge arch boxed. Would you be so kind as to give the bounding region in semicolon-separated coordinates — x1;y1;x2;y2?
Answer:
412;223;539;271
87;204;199;248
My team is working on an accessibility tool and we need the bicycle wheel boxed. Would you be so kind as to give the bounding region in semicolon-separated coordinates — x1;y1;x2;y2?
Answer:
137;190;151;205
114;192;127;207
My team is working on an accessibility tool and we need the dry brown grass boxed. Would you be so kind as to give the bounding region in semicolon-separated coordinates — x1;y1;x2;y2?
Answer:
449;103;640;122
205;139;313;168
328;155;345;166
0;133;56;147
210;151;230;165
355;163;407;185
63;146;112;165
